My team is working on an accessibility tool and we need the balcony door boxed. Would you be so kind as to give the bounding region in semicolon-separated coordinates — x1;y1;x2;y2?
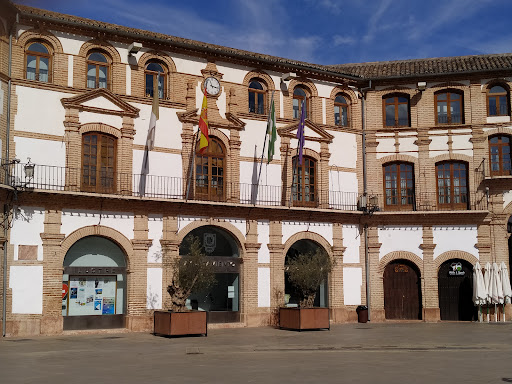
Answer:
82;133;116;193
195;137;226;201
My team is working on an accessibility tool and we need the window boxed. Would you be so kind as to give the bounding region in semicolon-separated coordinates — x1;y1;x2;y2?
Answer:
87;51;109;89
487;85;509;116
334;94;349;126
293;87;309;119
82;133;116;193
145;61;166;98
292;156;316;207
435;91;463;124
195;138;225;201
383;162;414;210
25;42;51;82
436;161;468;210
248;79;266;114
383;94;409;127
489;135;511;176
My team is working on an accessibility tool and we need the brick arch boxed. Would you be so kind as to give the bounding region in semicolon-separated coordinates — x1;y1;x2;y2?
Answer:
434;251;478;271
482;127;512;138
482;79;511;93
289;79;318;97
329;87;358;104
378;154;418;167
382;90;414;98
18;28;64;54
177;220;246;255
60;225;133;269
430;153;472;164
282;231;333;266
378;251;423;276
292;147;320;162
379;85;416;93
78;39;121;63
138;51;176;73
431;82;467;90
80;123;121;138
243;70;275;90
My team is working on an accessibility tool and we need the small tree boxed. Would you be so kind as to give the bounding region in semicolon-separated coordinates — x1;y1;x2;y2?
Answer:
167;235;216;312
286;248;332;308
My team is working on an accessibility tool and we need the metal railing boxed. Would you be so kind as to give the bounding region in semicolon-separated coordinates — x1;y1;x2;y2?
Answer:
477;158;512;180
1;163;488;213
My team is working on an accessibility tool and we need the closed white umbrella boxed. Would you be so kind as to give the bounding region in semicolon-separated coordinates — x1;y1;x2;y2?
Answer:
484;262;492;322
500;261;511;321
473;262;487;322
490;262;504;321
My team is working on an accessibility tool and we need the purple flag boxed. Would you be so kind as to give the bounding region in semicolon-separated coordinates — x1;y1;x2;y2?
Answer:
296;99;306;165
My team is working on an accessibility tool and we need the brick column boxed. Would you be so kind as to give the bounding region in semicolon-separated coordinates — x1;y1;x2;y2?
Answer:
421;226;439;322
63;107;81;191
268;220;284;308
367;226;384;321
319;142;331;208
181;123;195;199
330;223;346;322
228;130;241;203
280;137;292;205
40;208;65;335
244;232;261;326
127;213;152;332
120;116;135;194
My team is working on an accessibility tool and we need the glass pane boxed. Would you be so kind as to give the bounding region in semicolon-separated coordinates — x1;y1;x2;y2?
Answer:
450;101;461;123
28;42;48;54
98;65;107;88
39;57;49;82
397;104;408;126
294;88;306;97
293;98;300;119
87;65;96;88
335;95;346;104
249;81;263;90
437;102;448;123
385;104;395;126
257;93;264;114
158;76;164;98
342;106;348;126
26;56;36;80
398;97;408;103
146;62;163;72
488;98;497;116
490;85;506;94
334;105;340;125
146;74;153;97
89;52;107;62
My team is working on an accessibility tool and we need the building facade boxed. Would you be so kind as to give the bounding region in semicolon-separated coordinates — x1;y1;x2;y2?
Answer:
1;3;511;336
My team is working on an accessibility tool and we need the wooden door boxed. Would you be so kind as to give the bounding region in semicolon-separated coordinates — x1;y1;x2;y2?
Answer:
384;261;422;320
438;259;476;321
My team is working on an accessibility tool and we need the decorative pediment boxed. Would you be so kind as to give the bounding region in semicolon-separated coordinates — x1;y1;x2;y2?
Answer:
177;109;245;131
277;119;334;143
61;88;139;118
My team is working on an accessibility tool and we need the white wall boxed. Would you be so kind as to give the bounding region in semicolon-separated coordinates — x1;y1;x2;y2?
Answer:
132;103;183;150
329;131;357;168
50;30;91;55
503;190;512;210
14;137;66;168
10;266;43;314
148;214;163;263
79;111;123;129
217;218;246;240
378;226;423;260
258;267;270;307
11;206;45;261
239;119;279;159
216;62;253;84
146;267;162;309
61;209;134;240
171;53;207;76
239;161;281;189
329;170;358;193
282;221;333;246
376;137;395;159
257;220;270;263
133;150;183;181
433;225;478;259
343;267;362;306
15;86;69;136
398;137;418;157
343;224;361;264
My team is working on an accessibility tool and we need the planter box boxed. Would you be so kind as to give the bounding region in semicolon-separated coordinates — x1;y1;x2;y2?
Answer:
154;310;207;337
279;307;330;331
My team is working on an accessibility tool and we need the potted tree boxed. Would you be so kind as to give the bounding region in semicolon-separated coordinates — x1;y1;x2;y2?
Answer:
154;235;216;337
279;248;332;331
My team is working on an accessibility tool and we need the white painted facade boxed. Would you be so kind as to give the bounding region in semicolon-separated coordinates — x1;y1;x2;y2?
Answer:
432;225;479;260
258;267;271;307
342;225;361;264
61;209;135;240
343;267;362;306
378;226;423;260
9;266;44;314
281;221;333;246
11;206;45;261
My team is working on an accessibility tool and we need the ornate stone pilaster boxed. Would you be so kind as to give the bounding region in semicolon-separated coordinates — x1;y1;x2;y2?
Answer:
366;226;383;321
120;116;135;194
420;225;439;321
63;107;81;189
228;130;241;203
319;142;331;209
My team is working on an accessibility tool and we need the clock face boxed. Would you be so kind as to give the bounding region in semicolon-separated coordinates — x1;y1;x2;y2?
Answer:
205;77;220;96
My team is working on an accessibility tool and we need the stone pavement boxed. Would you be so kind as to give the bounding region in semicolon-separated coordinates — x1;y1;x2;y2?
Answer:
1;322;512;384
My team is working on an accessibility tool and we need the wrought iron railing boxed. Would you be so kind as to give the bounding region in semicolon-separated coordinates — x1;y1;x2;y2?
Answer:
1;163;488;212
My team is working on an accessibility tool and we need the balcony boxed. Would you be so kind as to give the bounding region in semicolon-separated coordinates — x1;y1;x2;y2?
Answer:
0;163;488;213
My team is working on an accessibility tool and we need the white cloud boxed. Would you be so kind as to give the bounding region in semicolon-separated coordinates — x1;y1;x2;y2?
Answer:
333;35;356;46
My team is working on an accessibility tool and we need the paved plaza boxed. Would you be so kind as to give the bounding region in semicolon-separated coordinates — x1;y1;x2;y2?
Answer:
1;322;511;383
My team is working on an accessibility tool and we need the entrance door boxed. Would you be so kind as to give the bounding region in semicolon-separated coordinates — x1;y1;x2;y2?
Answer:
438;259;476;321
383;260;422;320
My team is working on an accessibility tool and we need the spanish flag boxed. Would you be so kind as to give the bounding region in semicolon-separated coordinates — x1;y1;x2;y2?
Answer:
198;88;209;153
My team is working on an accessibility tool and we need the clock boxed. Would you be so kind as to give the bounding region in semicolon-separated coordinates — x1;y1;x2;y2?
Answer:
204;76;220;96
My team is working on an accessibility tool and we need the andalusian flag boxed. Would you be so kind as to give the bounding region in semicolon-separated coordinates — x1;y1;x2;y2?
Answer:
198;88;209;153
267;94;276;164
146;76;159;151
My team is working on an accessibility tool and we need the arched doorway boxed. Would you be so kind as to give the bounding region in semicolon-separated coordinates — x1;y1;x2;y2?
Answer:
383;260;422;320
284;239;328;308
62;236;127;330
438;259;476;321
179;226;241;323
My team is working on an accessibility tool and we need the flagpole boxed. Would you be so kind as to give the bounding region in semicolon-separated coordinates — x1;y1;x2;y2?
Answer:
290;98;306;207
254;91;275;204
185;128;200;200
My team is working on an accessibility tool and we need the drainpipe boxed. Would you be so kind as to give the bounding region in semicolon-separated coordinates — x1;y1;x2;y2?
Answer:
359;80;372;321
3;12;17;337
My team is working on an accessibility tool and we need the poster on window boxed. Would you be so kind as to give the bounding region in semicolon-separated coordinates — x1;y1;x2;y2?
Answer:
67;276;117;316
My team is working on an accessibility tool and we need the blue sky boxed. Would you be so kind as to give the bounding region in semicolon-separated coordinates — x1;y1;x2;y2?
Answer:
16;0;512;65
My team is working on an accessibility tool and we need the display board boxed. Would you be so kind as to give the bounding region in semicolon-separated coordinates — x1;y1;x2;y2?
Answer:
66;276;117;316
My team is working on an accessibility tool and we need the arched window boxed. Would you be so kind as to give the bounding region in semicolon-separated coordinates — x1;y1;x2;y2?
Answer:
25;41;51;82
293;86;309;119
145;61;166;98
334;94;349;126
489;135;511;176
435;90;463;125
383;162;415;210
248;79;266;114
292;155;316;207
82;132;116;193
436;161;468;210
87;51;110;89
487;85;509;116
383;94;410;127
195;137;225;201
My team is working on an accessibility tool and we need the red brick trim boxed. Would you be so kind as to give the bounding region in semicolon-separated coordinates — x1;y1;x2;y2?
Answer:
80;122;121;138
378;251;424;276
434;251;478;271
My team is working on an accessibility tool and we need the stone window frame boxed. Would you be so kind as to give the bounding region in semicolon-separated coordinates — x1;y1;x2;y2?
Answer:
135;52;177;101
486;82;510;117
